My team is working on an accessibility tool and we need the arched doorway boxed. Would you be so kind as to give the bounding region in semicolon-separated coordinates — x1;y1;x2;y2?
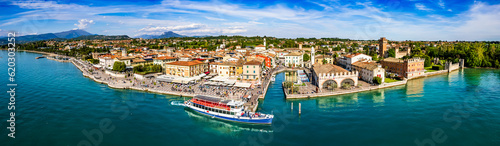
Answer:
341;78;355;88
322;80;337;90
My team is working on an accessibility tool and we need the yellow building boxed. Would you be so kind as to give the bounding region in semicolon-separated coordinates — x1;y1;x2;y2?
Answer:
314;55;334;65
235;60;245;77
164;60;207;77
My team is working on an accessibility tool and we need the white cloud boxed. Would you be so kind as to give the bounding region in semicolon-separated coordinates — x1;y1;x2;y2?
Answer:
137;23;246;36
161;0;324;21
438;0;445;9
138;23;206;32
74;19;94;29
415;3;433;11
12;0;84;9
205;16;226;21
451;2;500;40
2;0;500;40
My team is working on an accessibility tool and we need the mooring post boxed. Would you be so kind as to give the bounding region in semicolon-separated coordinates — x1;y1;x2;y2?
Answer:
291;102;293;111
299;103;301;115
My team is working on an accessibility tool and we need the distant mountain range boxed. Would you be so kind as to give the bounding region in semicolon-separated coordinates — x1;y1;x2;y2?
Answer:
0;29;94;45
0;30;208;45
72;35;131;40
136;31;185;39
0;29;134;45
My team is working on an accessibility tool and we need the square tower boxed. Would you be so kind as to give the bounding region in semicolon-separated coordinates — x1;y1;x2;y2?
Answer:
379;37;387;58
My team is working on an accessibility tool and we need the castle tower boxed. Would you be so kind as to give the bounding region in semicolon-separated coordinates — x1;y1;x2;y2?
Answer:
379;37;387;58
311;46;315;65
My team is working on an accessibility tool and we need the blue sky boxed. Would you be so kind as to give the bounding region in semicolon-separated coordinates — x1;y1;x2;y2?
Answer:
0;0;499;40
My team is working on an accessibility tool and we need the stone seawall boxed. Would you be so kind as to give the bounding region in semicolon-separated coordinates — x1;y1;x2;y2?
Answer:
71;59;197;98
285;80;407;99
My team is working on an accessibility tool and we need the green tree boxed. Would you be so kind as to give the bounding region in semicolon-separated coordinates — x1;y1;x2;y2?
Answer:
342;83;351;89
424;55;432;67
303;53;310;62
133;65;144;72
112;62;126;72
388;49;396;58
283;81;294;89
372;77;382;84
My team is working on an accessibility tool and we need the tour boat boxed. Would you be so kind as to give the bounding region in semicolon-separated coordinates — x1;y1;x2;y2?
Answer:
183;95;274;124
271;75;276;82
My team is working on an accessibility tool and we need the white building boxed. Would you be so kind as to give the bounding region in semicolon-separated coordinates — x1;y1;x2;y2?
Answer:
99;55;117;69
312;63;359;91
255;45;266;51
235;48;247;53
284;52;303;67
352;61;385;84
337;53;372;71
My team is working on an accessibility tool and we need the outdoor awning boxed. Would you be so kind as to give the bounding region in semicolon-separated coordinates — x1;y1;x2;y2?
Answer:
224;80;236;85
156;78;172;82
172;79;183;84
234;82;252;88
210;76;229;82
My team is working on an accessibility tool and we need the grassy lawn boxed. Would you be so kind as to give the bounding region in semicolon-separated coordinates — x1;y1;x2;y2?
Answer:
385;78;400;83
135;71;158;75
424;66;438;73
424;66;443;73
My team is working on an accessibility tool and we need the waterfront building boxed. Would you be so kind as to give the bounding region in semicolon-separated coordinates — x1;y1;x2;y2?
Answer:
242;60;262;81
153;56;178;68
218;61;237;77
114;56;134;66
236;60;244;77
98;54;119;69
312;63;358;90
352;61;385;83
164;60;208;77
337;53;372;71
256;54;272;68
131;58;148;67
284;52;303;67
209;62;221;74
380;57;425;78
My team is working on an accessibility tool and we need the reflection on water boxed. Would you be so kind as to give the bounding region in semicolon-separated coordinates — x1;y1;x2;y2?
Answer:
406;77;424;99
315;94;359;112
447;69;460;86
371;90;385;107
184;108;273;137
284;71;298;83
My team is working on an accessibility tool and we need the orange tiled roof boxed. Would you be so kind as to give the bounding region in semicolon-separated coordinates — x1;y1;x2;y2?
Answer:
155;56;177;60
166;60;205;66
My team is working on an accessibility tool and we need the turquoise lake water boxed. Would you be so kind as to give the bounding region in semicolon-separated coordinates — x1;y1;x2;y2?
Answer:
1;51;500;145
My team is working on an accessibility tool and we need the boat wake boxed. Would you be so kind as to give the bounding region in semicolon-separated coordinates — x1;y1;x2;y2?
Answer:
171;101;185;106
